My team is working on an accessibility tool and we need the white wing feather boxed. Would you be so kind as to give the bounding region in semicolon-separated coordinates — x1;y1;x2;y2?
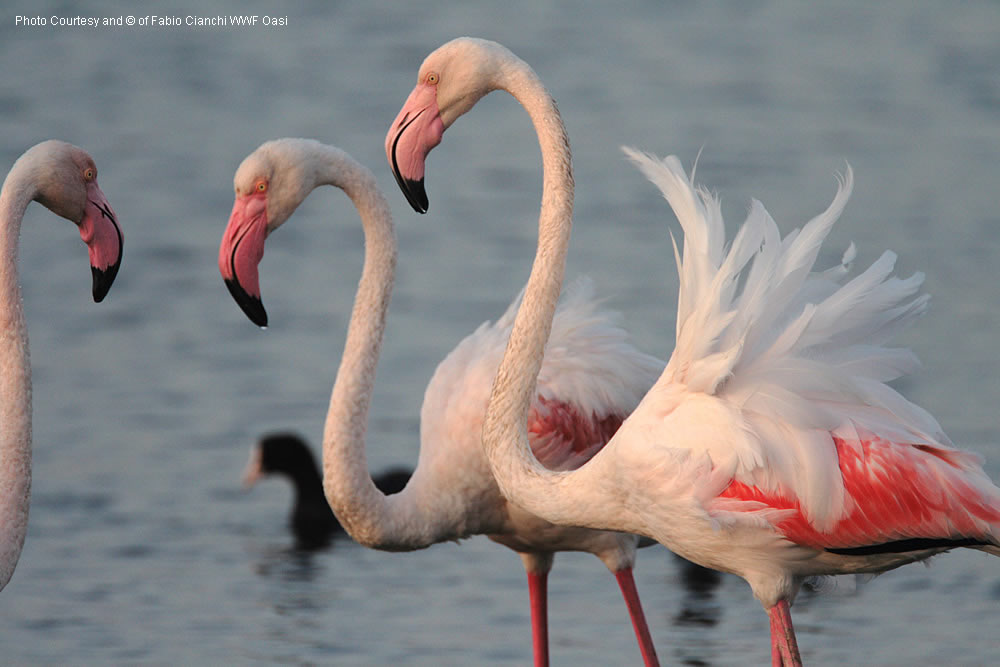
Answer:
421;277;664;469
622;148;945;528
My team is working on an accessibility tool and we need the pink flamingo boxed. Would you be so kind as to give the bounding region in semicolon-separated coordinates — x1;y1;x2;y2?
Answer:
218;138;663;666
0;140;123;592
386;37;1000;665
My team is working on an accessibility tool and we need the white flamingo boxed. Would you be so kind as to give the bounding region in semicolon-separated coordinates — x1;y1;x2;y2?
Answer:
0;140;123;592
491;149;1000;665
387;36;1000;665
218;138;663;666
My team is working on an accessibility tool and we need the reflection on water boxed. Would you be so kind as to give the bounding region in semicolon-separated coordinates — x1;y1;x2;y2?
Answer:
673;556;724;629
252;543;328;584
670;556;724;667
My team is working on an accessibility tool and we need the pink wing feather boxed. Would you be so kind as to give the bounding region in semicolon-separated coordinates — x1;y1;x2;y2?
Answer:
528;396;625;471
720;435;1000;550
421;276;663;479
625;149;1000;553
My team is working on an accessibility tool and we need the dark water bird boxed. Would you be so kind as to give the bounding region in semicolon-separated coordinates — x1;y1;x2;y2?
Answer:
243;432;411;549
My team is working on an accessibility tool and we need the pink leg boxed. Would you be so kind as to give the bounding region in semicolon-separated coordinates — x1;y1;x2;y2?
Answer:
768;605;783;667
767;599;802;667
614;567;660;667
526;569;550;667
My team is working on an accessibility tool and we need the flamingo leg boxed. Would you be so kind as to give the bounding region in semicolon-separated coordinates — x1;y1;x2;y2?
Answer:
767;599;802;667
526;569;550;667
614;567;660;667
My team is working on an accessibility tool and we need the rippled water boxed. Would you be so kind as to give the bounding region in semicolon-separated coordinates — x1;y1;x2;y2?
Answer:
1;0;999;664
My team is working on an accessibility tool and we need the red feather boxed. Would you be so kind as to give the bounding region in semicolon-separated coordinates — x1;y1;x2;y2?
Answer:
527;396;624;471
719;436;1000;549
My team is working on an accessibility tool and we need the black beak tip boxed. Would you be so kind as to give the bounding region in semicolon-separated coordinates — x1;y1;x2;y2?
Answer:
390;167;429;214
91;260;121;303
224;278;268;328
404;177;429;214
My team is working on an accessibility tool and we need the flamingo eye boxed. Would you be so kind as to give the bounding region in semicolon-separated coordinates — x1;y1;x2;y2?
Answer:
256;181;267;193
426;72;439;85
83;167;95;181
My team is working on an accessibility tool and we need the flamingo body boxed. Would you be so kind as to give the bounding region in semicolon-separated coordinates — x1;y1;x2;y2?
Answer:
385;39;666;663
421;281;658;557
593;152;1000;590
477;141;1000;664
422;283;658;477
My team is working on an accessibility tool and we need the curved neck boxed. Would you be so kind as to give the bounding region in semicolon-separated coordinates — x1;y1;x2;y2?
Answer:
314;151;405;547
0;164;35;591
315;148;488;548
480;61;582;521
314;147;509;549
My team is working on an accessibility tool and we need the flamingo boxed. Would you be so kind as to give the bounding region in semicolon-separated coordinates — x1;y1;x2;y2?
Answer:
218;138;663;666
242;432;411;550
0;140;123;592
386;37;1000;665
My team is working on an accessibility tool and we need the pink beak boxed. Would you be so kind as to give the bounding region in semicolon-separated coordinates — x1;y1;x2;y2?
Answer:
78;180;122;302
385;83;445;213
219;192;269;327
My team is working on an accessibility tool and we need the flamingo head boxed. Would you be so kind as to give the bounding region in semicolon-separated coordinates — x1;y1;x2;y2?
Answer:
23;140;123;302
386;37;512;213
218;140;315;327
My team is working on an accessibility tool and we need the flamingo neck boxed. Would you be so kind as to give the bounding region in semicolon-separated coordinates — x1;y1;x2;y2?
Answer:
480;60;581;523
315;149;478;549
311;148;400;546
0;166;35;591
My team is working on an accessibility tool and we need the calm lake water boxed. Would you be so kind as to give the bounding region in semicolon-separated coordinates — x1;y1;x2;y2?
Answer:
1;0;999;664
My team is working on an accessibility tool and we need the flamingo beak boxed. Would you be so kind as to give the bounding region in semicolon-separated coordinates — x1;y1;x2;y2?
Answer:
219;193;269;327
78;181;123;302
385;83;445;214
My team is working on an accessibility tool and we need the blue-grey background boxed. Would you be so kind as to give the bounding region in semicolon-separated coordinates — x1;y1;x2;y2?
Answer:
0;1;998;664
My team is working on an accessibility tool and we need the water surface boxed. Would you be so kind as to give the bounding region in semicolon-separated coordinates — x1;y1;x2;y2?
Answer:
1;1;998;664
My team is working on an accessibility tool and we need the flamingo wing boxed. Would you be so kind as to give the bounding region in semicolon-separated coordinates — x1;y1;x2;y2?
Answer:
718;434;1000;551
527;397;625;471
623;148;1000;545
422;277;663;472
526;278;663;470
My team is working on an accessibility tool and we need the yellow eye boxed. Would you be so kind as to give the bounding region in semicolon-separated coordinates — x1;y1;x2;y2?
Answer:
426;72;439;85
256;181;267;193
83;167;95;181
